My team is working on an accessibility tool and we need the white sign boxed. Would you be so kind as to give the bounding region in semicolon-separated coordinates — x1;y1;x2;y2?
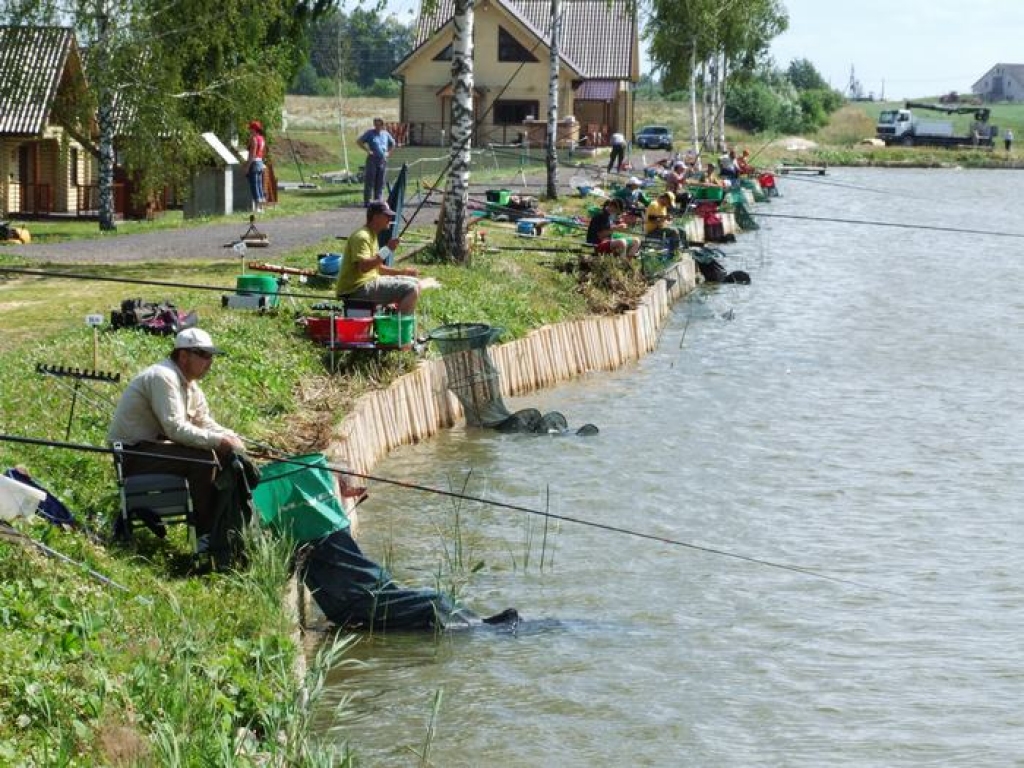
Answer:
232;241;248;256
85;314;104;327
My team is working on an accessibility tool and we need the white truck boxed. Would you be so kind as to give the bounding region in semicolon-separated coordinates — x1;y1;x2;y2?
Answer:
876;102;995;148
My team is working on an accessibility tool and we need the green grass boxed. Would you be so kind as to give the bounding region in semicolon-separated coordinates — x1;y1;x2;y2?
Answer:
0;178;638;763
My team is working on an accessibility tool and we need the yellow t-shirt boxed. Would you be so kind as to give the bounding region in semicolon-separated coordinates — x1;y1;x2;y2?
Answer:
645;200;670;235
335;226;378;297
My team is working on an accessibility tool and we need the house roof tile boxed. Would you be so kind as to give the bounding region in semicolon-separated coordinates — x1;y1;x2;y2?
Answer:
410;0;636;80
0;26;76;136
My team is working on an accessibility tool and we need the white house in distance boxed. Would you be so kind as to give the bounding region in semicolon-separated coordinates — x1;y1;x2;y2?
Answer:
972;64;1024;103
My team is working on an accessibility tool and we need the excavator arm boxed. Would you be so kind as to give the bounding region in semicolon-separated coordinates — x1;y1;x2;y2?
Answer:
904;101;991;122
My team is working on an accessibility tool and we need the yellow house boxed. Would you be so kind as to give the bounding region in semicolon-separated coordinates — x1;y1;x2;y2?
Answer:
393;0;639;148
0;26;96;218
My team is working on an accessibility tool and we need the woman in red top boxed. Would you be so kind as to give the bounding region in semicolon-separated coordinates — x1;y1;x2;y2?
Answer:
246;121;266;213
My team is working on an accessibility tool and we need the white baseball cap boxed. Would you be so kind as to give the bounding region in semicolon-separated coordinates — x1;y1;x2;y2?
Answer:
173;328;223;355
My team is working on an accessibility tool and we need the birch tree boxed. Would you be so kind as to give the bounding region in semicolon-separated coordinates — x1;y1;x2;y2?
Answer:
545;0;561;200
438;0;475;264
647;0;787;155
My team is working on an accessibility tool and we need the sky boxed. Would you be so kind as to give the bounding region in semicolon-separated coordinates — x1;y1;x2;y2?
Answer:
768;0;1024;100
379;0;1024;101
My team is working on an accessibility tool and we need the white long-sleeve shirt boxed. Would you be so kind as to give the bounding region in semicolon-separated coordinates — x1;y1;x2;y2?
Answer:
107;358;235;450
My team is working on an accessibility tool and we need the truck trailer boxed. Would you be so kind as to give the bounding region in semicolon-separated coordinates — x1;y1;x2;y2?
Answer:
876;102;996;148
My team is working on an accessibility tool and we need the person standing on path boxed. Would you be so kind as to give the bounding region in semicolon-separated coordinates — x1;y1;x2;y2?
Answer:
246;121;267;213
1005;128;1014;153
357;118;396;206
607;131;627;174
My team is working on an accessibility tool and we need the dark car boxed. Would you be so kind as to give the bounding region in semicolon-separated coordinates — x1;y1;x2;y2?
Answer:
635;125;673;151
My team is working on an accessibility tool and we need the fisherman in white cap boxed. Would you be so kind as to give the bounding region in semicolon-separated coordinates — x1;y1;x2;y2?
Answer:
108;328;254;563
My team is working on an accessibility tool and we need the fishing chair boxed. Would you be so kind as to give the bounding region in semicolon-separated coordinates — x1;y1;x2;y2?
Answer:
112;443;197;551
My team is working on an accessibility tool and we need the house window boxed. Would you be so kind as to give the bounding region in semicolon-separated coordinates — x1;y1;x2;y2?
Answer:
493;100;538;125
498;27;537;62
433;44;452;61
70;147;79;185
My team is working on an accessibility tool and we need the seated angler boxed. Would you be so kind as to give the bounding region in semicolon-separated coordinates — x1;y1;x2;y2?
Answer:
612;176;651;218
336;201;420;314
586;198;641;260
644;191;684;255
737;148;755;175
107;328;258;564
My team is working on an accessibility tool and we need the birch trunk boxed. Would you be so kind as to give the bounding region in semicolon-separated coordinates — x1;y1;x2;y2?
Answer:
545;0;561;200
689;42;699;156
717;53;727;151
439;0;475;264
96;7;116;231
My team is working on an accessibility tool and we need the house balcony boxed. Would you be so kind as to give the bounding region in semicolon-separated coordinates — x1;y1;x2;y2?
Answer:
397;119;587;149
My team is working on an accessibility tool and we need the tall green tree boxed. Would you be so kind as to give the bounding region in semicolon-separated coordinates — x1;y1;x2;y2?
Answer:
646;0;787;152
786;57;830;91
306;9;413;90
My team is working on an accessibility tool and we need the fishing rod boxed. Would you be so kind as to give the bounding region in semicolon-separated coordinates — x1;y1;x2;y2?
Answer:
1;432;897;595
750;211;1024;239
770;171;948;203
0;521;130;592
0;434;220;466
244;440;899;596
0;265;336;303
399;34;552;240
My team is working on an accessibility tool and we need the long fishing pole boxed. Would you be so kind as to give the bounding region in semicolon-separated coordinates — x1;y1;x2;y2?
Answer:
244;441;899;596
0;521;129;592
2;433;897;594
0;265;335;303
0;434;219;466
769;171;948;203
751;211;1024;239
399;34;551;239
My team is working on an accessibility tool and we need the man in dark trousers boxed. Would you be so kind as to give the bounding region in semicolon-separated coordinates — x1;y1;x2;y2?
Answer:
108;328;256;563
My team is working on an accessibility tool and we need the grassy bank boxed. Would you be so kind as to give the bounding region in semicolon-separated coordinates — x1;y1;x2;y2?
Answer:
0;182;644;762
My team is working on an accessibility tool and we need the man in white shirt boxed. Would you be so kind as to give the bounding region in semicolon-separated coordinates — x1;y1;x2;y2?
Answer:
108;328;248;555
607;131;627;173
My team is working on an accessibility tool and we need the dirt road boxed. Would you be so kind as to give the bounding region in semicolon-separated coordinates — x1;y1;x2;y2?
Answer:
2;208;372;264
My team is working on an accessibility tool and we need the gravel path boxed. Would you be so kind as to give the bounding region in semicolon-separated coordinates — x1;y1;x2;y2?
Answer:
1;170;644;264
2;208;370;264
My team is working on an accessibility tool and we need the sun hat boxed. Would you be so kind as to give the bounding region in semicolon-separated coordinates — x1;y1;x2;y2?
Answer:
173;328;223;355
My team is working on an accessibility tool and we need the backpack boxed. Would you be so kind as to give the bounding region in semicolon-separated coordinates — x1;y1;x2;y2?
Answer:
110;299;198;336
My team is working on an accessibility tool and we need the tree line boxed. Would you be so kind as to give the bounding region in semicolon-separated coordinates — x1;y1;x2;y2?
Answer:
289;7;413;98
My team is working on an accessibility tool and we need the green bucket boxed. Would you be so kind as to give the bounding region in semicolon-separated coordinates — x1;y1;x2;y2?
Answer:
689;186;725;202
236;274;278;295
374;313;416;347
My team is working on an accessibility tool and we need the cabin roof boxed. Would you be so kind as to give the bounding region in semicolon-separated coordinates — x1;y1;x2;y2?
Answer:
406;0;637;80
0;26;79;135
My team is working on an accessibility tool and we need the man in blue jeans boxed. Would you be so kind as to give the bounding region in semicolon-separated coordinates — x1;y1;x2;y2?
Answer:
357;117;396;206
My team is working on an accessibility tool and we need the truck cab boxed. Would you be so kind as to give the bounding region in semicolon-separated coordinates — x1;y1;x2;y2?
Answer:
877;109;912;140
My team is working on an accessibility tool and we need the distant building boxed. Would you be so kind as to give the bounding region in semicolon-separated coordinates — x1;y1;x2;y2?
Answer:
392;0;639;148
0;26;94;217
972;63;1024;103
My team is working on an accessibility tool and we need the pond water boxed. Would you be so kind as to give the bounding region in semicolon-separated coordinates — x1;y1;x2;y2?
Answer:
313;167;1024;767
